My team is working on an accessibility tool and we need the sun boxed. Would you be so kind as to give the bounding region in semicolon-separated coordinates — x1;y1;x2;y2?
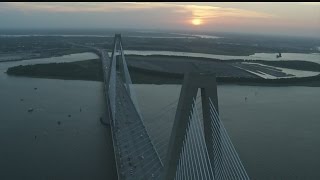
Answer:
192;18;202;26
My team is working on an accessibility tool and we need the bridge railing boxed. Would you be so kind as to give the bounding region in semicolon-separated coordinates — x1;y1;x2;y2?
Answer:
108;42;117;126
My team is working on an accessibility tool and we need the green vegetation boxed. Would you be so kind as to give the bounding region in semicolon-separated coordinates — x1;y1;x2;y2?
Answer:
125;55;320;72
126;55;221;62
7;59;103;81
1;33;319;58
6;57;320;86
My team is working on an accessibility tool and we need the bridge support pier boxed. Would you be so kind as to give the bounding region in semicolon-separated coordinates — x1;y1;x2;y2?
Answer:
163;72;219;180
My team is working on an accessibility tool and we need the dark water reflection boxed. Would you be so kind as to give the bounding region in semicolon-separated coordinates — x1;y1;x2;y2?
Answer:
135;84;320;180
0;76;116;179
1;52;320;179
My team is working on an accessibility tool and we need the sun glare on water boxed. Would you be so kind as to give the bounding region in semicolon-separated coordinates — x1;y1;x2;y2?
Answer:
192;19;202;26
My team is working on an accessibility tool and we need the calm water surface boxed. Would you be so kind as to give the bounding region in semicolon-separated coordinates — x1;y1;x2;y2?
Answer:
135;84;320;180
1;54;320;179
0;54;116;179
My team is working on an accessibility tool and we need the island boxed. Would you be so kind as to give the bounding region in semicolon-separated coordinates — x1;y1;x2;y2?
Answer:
6;55;320;86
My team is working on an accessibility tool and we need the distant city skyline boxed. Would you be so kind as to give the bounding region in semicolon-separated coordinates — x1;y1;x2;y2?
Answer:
0;2;319;37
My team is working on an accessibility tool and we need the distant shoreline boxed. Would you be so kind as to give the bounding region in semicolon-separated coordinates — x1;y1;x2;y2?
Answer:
6;58;320;87
0;49;91;63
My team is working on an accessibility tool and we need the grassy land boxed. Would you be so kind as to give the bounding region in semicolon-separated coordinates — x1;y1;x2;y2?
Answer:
2;34;319;58
7;59;103;82
128;55;320;72
6;57;320;86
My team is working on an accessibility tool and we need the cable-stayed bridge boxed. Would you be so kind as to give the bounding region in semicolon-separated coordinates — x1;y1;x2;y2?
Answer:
100;34;250;180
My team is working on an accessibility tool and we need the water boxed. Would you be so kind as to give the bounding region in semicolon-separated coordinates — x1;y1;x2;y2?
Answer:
0;52;98;66
0;54;116;179
169;32;222;39
115;50;320;64
1;54;320;179
135;84;320;179
0;52;98;76
0;34;196;39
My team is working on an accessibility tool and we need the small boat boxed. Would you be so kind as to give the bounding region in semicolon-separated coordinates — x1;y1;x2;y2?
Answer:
28;108;34;112
276;52;282;58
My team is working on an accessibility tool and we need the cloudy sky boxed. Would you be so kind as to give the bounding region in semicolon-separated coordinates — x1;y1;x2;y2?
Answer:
0;2;319;37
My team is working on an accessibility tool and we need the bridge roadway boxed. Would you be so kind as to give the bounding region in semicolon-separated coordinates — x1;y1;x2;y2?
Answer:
113;74;163;179
100;49;163;179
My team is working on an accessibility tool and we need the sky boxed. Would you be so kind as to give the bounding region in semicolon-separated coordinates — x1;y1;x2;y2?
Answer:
0;2;319;37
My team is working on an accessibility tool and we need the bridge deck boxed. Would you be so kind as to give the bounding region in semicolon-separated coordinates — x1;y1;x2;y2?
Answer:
100;49;163;179
111;74;163;180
